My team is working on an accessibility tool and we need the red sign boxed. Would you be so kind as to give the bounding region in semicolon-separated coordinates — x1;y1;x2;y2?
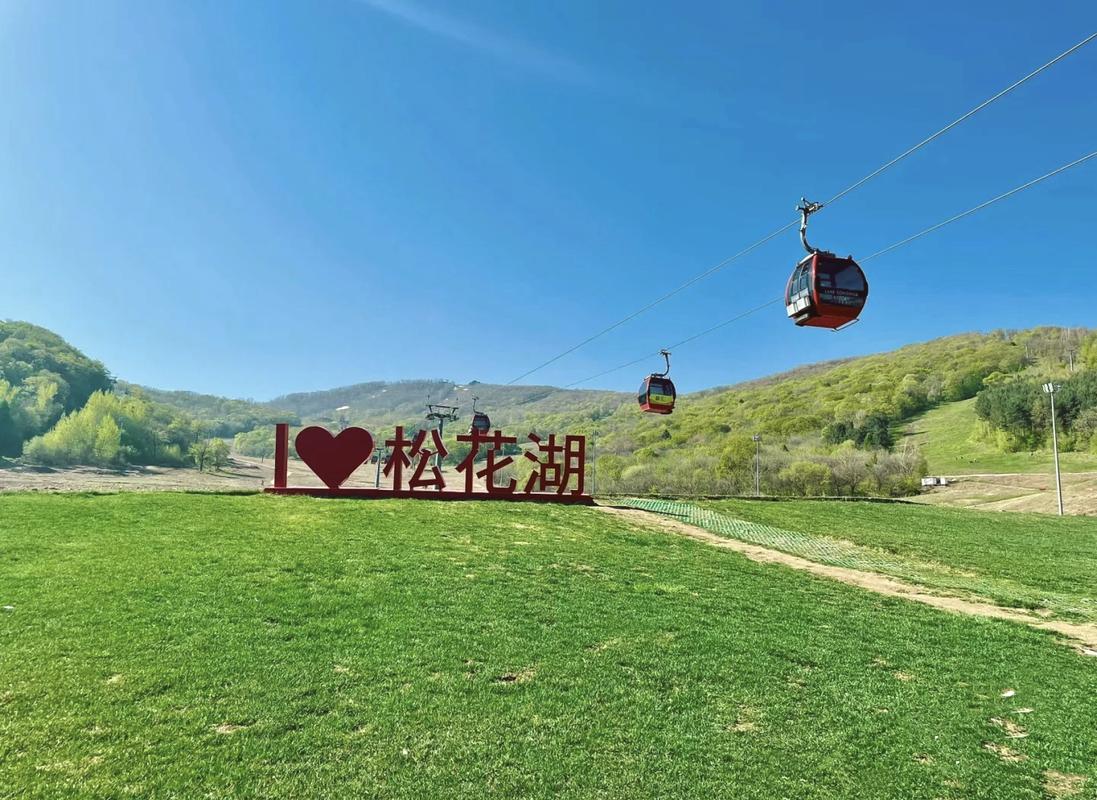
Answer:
264;423;592;504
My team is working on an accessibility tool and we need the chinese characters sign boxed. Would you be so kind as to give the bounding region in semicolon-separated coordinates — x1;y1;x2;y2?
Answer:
265;423;592;504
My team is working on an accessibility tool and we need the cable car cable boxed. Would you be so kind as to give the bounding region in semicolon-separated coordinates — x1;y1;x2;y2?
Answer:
860;150;1097;263
505;31;1097;386
564;299;782;388
564;149;1097;388
820;31;1096;210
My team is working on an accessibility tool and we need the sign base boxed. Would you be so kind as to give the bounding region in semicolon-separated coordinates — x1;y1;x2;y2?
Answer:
263;486;595;504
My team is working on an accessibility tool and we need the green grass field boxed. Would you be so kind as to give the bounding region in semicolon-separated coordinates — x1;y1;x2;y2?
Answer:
2;494;1095;799
689;498;1097;621
904;398;1097;475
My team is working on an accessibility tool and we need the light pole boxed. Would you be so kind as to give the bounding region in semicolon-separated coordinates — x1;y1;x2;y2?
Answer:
752;434;762;497
1042;383;1064;516
335;405;350;431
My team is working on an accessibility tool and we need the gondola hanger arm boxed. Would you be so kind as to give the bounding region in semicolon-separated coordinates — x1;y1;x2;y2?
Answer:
656;349;671;378
797;198;823;254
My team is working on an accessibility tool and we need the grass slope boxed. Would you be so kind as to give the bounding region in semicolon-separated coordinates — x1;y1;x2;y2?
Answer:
2;495;1095;799
688;499;1097;621
905;398;1097;475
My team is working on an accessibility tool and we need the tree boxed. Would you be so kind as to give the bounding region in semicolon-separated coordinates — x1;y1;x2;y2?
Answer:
0;399;20;457
778;461;832;496
189;440;210;472
207;438;230;470
1079;332;1097;369
92;416;122;465
22;390;194;467
829;444;869;496
859;412;894;450
717;436;755;477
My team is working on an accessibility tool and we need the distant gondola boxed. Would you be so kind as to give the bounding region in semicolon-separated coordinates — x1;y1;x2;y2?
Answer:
785;199;868;330
469;397;491;434
638;350;676;415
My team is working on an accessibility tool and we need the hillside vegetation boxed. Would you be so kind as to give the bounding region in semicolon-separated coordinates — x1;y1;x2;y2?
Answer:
21;390;210;468
117;382;298;438
0;321;112;456
0;324;222;468
268;379;626;433
577;332;1032;495
906;398;1097;475
7;322;1096;495
249;331;1088;497
2;494;1095;798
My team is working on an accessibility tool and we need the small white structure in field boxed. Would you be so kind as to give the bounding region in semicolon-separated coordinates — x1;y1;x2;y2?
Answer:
921;476;950;487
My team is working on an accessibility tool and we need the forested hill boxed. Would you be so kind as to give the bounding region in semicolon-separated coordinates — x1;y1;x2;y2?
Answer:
266;380;629;433
556;328;1094;495
115;383;297;438
0;321;112;456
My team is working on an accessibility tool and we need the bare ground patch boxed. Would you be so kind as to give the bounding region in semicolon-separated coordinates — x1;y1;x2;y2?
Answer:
1044;770;1088;798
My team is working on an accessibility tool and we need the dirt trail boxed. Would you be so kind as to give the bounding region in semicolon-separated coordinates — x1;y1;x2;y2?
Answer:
601;505;1097;654
912;472;1097;516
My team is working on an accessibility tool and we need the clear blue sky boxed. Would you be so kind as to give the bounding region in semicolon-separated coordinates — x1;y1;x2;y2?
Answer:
2;1;1094;399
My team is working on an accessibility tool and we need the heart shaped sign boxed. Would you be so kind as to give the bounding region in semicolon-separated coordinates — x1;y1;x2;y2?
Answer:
295;426;375;490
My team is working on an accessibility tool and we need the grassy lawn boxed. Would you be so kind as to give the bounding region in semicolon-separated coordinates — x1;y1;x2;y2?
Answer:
692;498;1097;620
903;398;1097;475
2;494;1096;799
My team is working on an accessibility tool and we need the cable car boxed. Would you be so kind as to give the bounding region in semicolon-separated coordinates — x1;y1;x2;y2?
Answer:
638;350;676;415
468;396;491;434
785;199;868;329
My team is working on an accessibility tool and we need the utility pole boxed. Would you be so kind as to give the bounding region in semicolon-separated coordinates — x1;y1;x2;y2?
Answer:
425;403;459;471
752;434;762;497
1042;383;1064;516
590;434;597;497
1068;350;1076;373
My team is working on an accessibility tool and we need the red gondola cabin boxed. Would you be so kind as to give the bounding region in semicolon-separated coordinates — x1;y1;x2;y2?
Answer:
785;251;868;329
469;411;491;434
637;350;676;414
468;397;491;434
638;375;676;414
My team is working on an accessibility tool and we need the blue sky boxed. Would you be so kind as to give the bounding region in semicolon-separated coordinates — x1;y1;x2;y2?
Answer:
2;1;1094;399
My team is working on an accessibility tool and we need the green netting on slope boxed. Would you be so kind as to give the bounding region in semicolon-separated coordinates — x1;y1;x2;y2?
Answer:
618;498;1096;622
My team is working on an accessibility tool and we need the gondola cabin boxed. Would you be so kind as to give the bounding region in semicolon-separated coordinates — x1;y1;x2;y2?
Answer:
469;410;491;434
638;375;676;415
785;251;868;329
468;397;491;435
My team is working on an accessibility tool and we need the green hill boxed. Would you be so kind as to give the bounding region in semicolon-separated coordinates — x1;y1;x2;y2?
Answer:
0;321;113;456
266;379;628;433
116;382;299;438
551;329;1093;496
905;398;1097;475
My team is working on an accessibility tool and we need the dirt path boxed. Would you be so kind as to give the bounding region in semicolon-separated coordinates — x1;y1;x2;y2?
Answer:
912;472;1097;515
601;505;1097;654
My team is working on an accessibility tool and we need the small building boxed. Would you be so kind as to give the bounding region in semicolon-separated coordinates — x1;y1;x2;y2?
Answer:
921;476;950;487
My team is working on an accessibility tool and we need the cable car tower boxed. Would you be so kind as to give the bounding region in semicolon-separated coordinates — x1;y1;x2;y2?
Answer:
425;399;459;468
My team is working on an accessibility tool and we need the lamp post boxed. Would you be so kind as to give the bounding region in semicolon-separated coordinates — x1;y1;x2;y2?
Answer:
335;405;350;432
752;434;762;497
1042;383;1064;516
